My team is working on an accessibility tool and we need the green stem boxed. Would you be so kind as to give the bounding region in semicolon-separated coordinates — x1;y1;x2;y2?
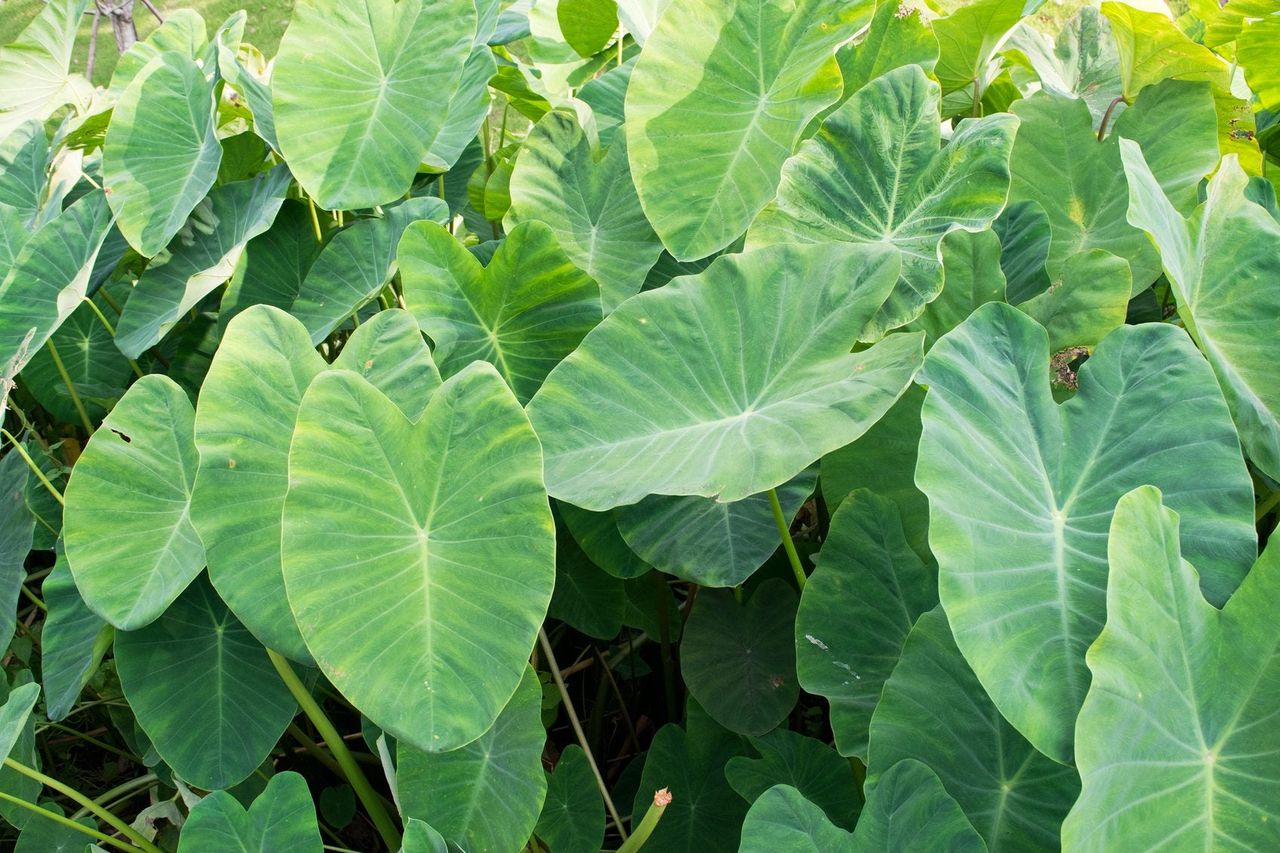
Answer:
71;774;158;820
40;721;138;763
768;488;806;589
0;790;144;853
538;629;629;841
267;650;401;851
307;195;324;242
0;429;64;506
3;758;161;853
616;789;672;853
1096;95;1127;141
970;79;981;118
20;583;45;612
81;298;145;378
45;339;93;434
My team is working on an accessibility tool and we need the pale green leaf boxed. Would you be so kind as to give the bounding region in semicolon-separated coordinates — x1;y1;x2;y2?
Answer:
0;0;91;139
178;770;321;852
1015;248;1130;350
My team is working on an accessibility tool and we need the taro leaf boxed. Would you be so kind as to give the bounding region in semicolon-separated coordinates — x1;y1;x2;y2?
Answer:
681;579;799;737
1008;80;1218;289
1100;1;1228;100
0;192;113;386
178;770;321;852
932;0;1026;99
283;365;554;752
116;576;299;790
1062;487;1280;850
0;451;34;651
867;607;1078;850
549;519;625;639
1006;7;1120;126
992;200;1052;304
1239;14;1280;111
905;228;1006;349
748;65;1018;339
1014;248;1130;350
0;122;47;226
527;243;923;510
0;0;91;139
41;549;111;722
1121;143;1280;483
15;802;98;852
558;0;619;57
535;746;604;853
108;10;206;98
423;45;497;174
193;306;438;662
114;167;291;358
272;0;475;209
558;503;648;579
507;110;662;311
402;819;450;853
64;375;205;630
795;491;936;759
398;667;547;852
615;468;815;587
23;441;62;550
0;204;29;274
725;728;859;830
219;201;320;327
578;57;633;147
400;220;602;403
624;0;870;259
22;292;134;424
0;683;38;767
615;0;667;46
632;701;752;853
290;197;449;344
915;303;1256;764
820;386;930;564
102;51;222;257
739;760;986;852
0;676;39;829
836;0;937;97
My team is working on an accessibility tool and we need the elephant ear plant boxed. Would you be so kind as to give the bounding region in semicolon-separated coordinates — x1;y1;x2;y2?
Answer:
0;0;1278;850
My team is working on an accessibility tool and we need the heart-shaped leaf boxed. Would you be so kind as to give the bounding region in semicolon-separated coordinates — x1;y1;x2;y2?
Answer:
1014;248;1130;350
916;303;1256;763
535;745;604;853
904;228;1006;349
1101;1;1227;100
178;770;321;852
725;729;859;830
64;375;205;630
527;243;923;510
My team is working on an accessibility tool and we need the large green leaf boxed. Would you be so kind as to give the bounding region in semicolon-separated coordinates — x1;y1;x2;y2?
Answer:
1014;248;1130;350
422;43;496;174
681;579;799;736
0;0;91;139
1006;7;1120;126
725;728;859;830
107;10;206;98
102;51;222;257
40;550;111;722
1008;80;1218;289
219;201;319;326
283;364;553;752
795;491;936;759
507;110;662;311
916;303;1256;763
867;607;1078;850
0;122;48;226
0;676;39;830
15;803;98;852
1100;1;1228;100
835;0;937;97
748;65;1018;338
614;468;814;587
527;243;923;510
64;375;205;630
0;450;34;651
624;0;870;259
558;503;647;579
535;745;604;853
114;167;291;358
272;0;476;209
1239;13;1280;111
933;0;1025;99
0;682;38;762
115;576;299;790
193;306;440;662
398;667;547;853
289;197;448;344
548;520;625;639
904;227;1006;349
400;220;601;403
1062;487;1280;850
1121;143;1280;482
178;771;321;852
0;192;113;386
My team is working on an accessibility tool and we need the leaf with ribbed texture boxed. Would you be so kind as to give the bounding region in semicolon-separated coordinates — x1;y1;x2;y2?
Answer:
40;550;111;722
178;771;321;852
115;576;299;790
397;667;547;853
1014;248;1129;350
558;503;647;579
1006;7;1120;126
749;65;1018;339
1100;1;1228;100
507;110;661;311
0;192;112;386
102;51;222;257
1062;487;1280;851
114;167;291;358
1121;142;1280;482
283;365;553;752
0;683;38;765
535;746;603;853
400;220;601;403
615;468;814;587
527;243;923;510
0;451;33;652
64;375;205;630
624;0;871;259
423;45;496;173
219;201;319;327
107;9;206;98
905;227;1006;349
0;122;47;225
1008;80;1217;289
1239;14;1280;110
795;491;936;759
932;0;1025;98
193;306;438;662
867;607;1078;851
290;197;448;344
22;291;134;424
726;729;859;830
0;0;91;139
916;303;1256;764
836;1;937;97
272;0;475;209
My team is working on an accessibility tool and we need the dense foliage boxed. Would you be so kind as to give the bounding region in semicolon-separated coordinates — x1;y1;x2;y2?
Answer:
0;0;1278;850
